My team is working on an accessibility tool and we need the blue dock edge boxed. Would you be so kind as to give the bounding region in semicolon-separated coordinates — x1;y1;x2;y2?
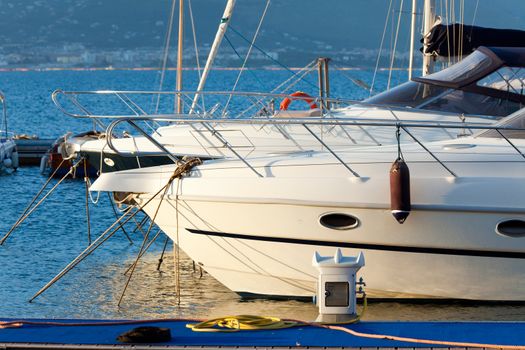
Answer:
1;318;525;349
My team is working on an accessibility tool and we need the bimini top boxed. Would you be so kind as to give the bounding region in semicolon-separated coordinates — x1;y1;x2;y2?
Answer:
414;46;525;100
365;47;525;117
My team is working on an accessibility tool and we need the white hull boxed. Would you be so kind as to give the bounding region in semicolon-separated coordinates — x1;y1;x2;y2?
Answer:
142;200;525;300
95;137;525;300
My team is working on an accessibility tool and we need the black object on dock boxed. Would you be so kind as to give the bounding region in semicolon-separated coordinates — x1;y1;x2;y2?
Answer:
116;326;172;343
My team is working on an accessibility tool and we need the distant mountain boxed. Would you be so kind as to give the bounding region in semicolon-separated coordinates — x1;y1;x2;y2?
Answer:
0;1;523;66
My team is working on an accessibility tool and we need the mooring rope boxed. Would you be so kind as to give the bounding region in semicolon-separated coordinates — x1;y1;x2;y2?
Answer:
107;192;133;244
156;236;170;271
27;165;195;302
123;229;163;276
1;159;82;245
83;159;92;245
117;156;202;306
174;177;182;305
0;158;66;245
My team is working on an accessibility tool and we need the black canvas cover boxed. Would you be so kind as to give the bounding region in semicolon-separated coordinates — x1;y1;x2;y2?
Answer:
421;24;525;57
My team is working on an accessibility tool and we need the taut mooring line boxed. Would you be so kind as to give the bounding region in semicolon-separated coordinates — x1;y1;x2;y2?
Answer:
83;159;92;245
157;236;170;271
29;182;171;302
118;156;202;306
123;229;163;276
106;192;133;244
1;159;77;245
131;214;149;237
118;180;171;307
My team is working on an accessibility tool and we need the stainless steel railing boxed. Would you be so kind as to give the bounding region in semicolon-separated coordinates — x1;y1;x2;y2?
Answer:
52;89;524;178
102;115;525;179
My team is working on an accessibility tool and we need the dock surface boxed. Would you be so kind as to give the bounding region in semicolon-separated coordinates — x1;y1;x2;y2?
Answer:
1;318;525;349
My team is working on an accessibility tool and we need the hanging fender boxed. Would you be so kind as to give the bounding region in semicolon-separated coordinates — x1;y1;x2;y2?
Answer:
390;158;411;224
279;91;318;110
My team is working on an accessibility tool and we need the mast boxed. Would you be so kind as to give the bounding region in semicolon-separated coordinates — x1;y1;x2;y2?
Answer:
317;58;330;110
408;0;417;80
176;0;184;113
190;0;236;113
422;0;436;76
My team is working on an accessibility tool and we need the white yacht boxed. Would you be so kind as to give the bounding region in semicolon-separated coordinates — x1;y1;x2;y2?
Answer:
56;47;525;174
91;108;525;301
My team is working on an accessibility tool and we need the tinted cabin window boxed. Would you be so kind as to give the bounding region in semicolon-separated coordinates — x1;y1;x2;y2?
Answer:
320;213;359;230
497;220;525;238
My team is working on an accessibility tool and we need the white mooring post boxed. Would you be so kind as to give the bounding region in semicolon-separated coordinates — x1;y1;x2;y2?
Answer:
313;249;365;323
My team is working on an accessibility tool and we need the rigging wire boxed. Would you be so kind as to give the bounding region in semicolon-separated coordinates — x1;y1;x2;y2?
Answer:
222;0;271;116
228;25;319;90
443;0;450;66
470;0;480;31
187;0;202;81
187;0;206;112
236;60;317;118
155;0;178;114
387;0;405;90
331;61;371;91
370;0;394;96
223;34;268;110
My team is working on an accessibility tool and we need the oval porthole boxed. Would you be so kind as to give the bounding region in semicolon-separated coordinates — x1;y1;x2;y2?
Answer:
319;213;359;230
496;220;525;238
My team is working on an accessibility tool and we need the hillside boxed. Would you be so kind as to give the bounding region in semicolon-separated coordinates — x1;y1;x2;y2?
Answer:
0;0;523;67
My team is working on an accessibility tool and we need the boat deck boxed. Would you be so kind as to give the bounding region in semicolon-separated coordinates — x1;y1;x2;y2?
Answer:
1;318;524;349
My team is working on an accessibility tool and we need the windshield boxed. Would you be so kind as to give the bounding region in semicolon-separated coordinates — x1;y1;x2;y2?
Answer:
478;108;525;139
477;66;525;95
364;81;520;117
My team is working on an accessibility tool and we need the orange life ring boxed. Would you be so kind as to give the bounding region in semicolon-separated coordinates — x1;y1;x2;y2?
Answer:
279;91;318;111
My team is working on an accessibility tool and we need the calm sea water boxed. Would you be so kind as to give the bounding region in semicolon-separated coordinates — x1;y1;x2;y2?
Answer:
0;69;524;322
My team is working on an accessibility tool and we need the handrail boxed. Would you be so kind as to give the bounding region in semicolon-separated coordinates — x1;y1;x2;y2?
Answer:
105;118;263;177
52;89;495;121
52;89;524;180
52;89;503;152
97;115;525;180
72;115;523;131
51;89;352;119
106;119;180;164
